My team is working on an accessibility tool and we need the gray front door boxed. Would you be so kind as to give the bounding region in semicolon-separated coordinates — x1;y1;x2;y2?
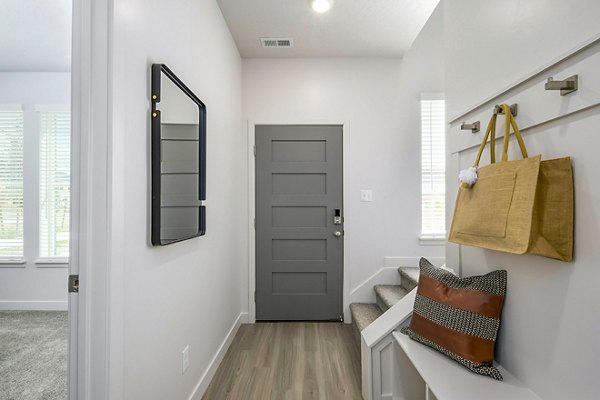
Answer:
255;125;344;321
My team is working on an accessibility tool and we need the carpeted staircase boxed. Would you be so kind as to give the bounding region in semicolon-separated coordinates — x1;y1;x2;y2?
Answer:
349;267;419;347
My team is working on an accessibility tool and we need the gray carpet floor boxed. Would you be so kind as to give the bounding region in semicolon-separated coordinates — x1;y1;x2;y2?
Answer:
0;311;68;400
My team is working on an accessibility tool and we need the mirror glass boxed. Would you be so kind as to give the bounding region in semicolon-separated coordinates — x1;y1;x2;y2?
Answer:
151;64;206;245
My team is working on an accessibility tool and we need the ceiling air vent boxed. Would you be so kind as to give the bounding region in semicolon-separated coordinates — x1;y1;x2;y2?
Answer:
260;37;294;48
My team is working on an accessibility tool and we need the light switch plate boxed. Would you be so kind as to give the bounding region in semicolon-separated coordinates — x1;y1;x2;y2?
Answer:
360;190;373;202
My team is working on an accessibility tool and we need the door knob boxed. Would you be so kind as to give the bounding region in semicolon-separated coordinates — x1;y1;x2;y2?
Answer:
333;231;342;237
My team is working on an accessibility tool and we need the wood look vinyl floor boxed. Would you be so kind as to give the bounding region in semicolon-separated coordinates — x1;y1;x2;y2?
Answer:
202;322;362;400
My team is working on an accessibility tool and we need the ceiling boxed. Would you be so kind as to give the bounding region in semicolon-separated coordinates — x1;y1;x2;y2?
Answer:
0;0;72;72
216;0;440;58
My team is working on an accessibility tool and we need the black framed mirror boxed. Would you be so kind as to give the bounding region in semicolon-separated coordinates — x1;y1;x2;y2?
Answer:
151;64;206;245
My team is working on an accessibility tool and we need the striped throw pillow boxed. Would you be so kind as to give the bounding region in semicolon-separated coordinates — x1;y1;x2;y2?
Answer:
401;258;507;380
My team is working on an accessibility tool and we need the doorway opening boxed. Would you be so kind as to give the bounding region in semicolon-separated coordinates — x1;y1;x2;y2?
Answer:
0;1;73;399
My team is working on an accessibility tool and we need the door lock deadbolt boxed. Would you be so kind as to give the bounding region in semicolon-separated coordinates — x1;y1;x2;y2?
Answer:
333;208;342;225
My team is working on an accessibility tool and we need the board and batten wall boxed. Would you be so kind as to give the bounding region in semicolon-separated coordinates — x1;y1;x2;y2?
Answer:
444;1;600;398
242;5;446;313
0;72;70;310
109;0;245;399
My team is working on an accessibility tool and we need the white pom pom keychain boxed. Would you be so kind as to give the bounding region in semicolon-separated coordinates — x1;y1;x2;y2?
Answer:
459;166;478;187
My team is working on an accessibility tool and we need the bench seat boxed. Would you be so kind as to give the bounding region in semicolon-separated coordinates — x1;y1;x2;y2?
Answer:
392;331;540;400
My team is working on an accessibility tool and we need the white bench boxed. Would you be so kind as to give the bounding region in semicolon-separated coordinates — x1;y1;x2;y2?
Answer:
360;288;541;400
392;331;540;400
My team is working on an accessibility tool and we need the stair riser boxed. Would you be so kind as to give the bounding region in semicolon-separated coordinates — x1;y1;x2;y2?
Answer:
401;279;417;292
375;293;389;313
351;319;361;350
400;273;418;292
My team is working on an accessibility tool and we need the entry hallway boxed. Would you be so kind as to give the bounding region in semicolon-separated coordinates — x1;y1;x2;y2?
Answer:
202;323;362;399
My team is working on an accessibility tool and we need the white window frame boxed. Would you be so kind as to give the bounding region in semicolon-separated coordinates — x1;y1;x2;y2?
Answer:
37;105;71;261
0;104;26;263
419;93;446;245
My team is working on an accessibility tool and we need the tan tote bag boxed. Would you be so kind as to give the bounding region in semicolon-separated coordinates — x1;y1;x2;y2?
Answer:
449;104;573;261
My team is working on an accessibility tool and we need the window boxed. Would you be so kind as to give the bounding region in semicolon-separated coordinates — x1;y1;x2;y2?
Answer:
0;104;70;264
0;110;24;257
420;94;446;239
39;111;71;258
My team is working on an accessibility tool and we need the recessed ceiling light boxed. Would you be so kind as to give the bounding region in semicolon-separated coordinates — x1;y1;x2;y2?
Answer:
311;0;332;13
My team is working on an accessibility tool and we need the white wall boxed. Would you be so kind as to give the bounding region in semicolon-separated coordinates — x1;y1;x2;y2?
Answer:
242;5;445;314
444;1;600;398
445;1;600;120
109;0;245;399
0;72;70;310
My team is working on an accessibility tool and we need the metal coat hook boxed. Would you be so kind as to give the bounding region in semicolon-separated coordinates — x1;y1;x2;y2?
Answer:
461;121;480;133
545;75;578;96
494;103;518;116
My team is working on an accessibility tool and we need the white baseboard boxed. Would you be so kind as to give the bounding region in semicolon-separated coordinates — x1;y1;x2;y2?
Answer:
188;311;248;400
384;256;445;268
0;301;68;311
350;267;401;304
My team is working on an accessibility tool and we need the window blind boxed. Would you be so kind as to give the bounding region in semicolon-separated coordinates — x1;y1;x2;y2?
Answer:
0;110;24;257
40;111;71;258
421;98;446;237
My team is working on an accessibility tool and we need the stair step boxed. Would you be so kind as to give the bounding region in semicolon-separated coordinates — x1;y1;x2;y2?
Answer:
398;267;419;291
374;285;409;312
350;303;383;332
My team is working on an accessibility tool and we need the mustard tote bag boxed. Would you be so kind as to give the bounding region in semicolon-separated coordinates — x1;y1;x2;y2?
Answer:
449;104;573;261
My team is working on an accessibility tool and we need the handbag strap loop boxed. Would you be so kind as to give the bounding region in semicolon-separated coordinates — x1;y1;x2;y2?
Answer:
500;104;528;161
473;103;528;167
474;113;497;167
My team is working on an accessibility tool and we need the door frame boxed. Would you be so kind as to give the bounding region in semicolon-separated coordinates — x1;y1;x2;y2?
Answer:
70;0;117;398
247;120;351;323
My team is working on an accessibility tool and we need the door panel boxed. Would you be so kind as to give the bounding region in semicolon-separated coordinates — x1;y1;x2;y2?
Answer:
271;140;326;162
256;125;343;320
272;206;327;228
272;173;327;195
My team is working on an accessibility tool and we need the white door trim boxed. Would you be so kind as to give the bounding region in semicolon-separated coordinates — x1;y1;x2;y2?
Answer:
69;0;84;397
70;0;116;398
247;120;351;323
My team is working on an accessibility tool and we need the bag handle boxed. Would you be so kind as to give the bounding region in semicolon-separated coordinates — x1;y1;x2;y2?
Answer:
473;103;528;167
473;113;497;167
500;104;528;161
